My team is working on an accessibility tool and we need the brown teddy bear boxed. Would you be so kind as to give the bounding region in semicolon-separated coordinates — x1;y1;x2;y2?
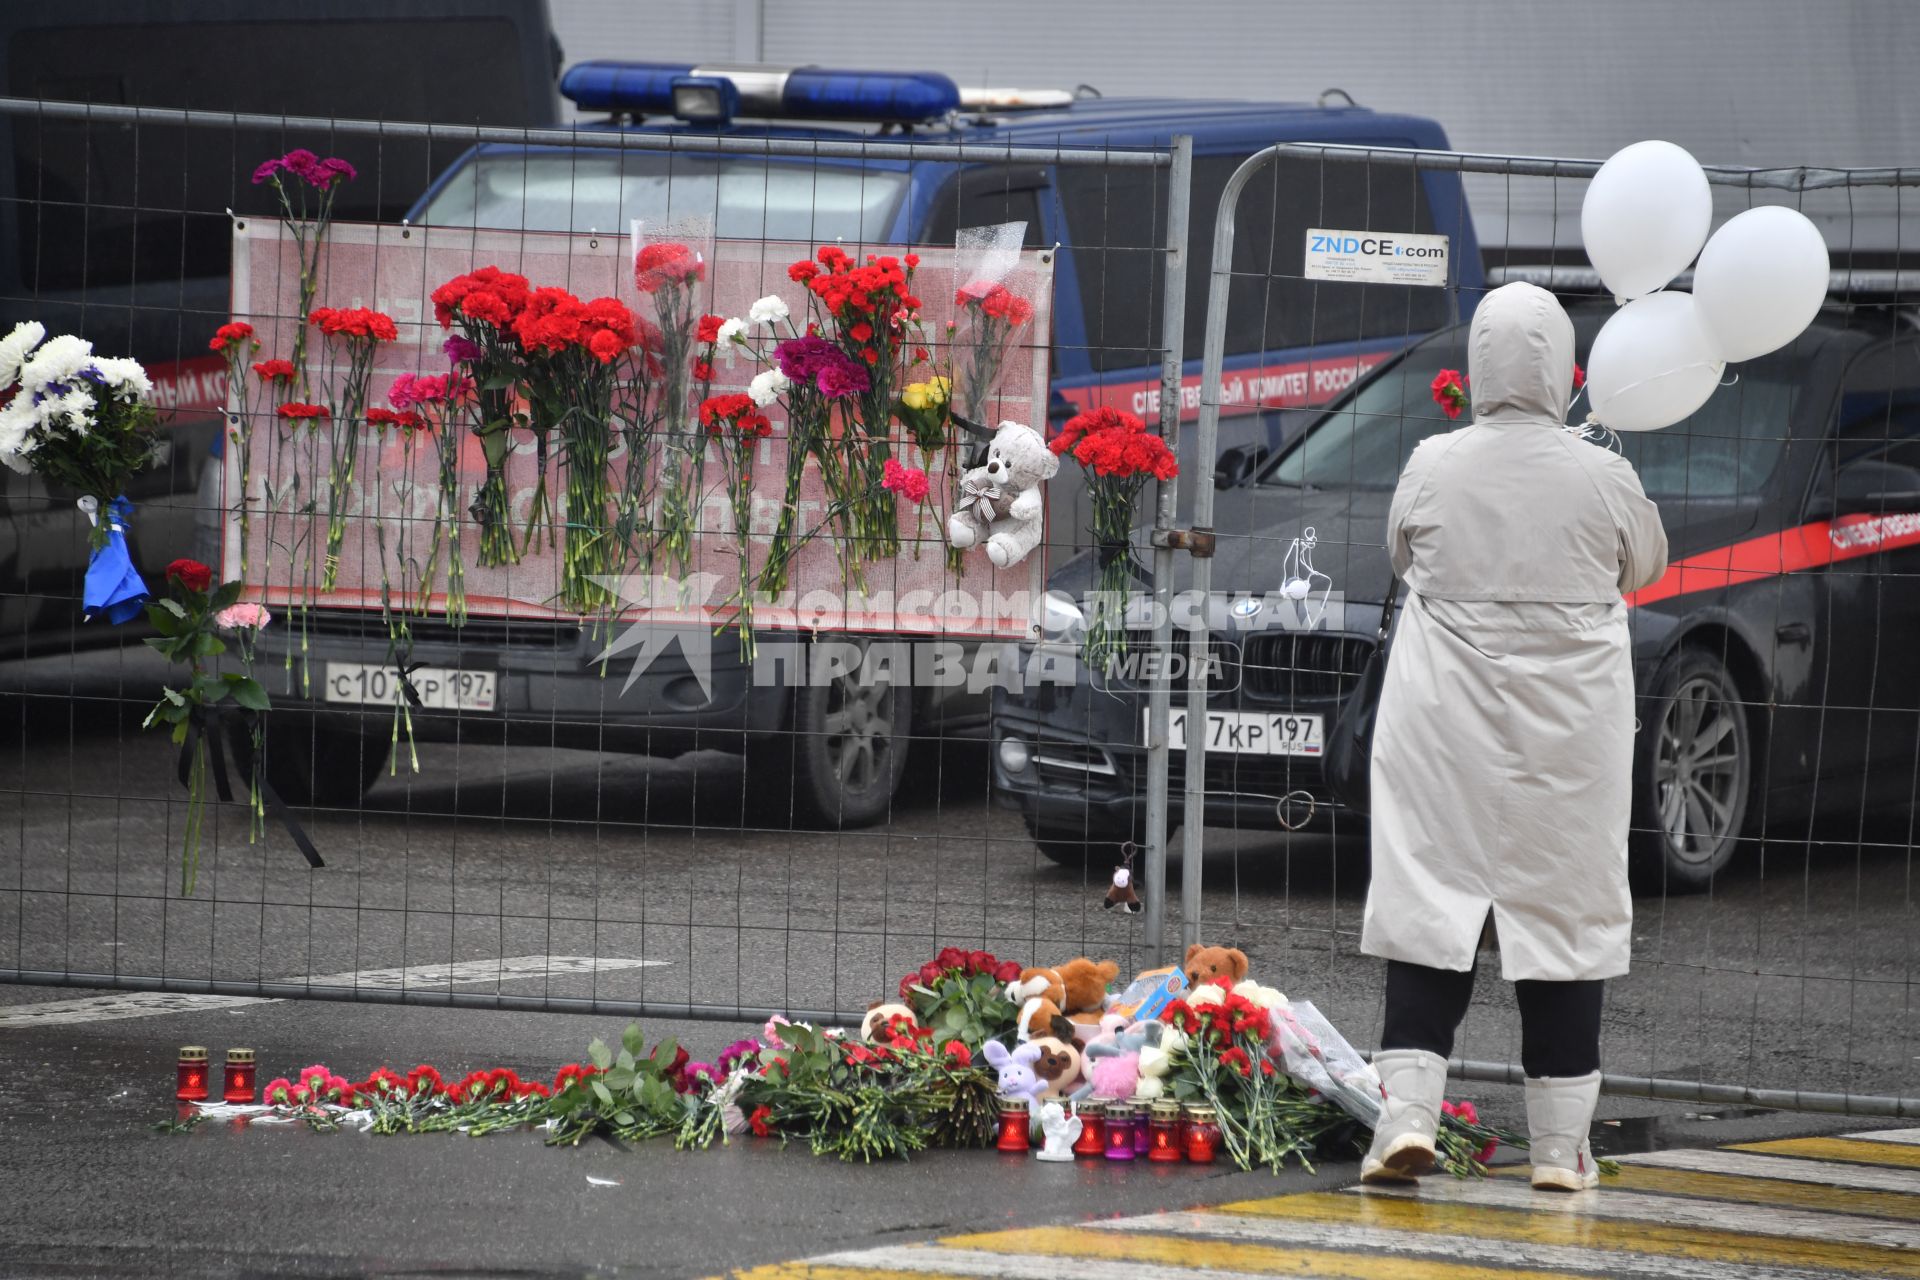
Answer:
1183;943;1249;990
1006;958;1121;1040
1028;1033;1083;1101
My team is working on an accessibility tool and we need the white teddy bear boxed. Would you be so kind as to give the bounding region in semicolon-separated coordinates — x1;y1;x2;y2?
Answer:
946;420;1058;568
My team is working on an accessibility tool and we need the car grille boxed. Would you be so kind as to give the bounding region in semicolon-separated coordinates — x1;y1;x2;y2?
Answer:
299;610;583;651
1032;740;1118;786
1238;633;1373;701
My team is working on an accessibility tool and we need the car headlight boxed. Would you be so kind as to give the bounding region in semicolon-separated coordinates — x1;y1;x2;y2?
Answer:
997;735;1032;774
1039;590;1086;640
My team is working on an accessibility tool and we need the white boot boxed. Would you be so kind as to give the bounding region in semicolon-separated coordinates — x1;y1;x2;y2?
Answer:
1527;1072;1601;1191
1360;1049;1447;1185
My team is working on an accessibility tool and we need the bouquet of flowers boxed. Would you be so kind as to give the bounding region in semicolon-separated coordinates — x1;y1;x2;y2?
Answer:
432;267;533;566
697;391;772;657
759;327;871;590
632;221;713;579
0;321;158;621
896;947;1023;1052
140;560;272;896
309;307;398;589
608;317;668;591
951;222;1035;422
1048;407;1178;673
252;149;356;391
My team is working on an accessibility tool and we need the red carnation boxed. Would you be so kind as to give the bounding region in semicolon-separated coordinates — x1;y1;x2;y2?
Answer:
276;401;330;424
210;321;256;352
692;358;714;382
695;314;725;345
942;1040;972;1067
1431;368;1468;421
164;559;213;593
1572;362;1587;392
749;1104;775;1137
252;358;295;383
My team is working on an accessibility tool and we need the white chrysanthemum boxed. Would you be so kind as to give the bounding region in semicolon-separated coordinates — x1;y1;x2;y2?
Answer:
91;357;153;401
0;321;45;390
747;367;790;407
715;317;747;346
42;387;97;430
747;294;789;327
20;334;94;392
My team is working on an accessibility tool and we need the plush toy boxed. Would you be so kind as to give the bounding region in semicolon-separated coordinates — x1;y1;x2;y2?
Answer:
1007;959;1121;1040
1028;1034;1083;1101
1183;943;1250;990
946;420;1059;568
860;1001;920;1042
981;1040;1046;1105
1035;1102;1082;1162
1071;1021;1151;1102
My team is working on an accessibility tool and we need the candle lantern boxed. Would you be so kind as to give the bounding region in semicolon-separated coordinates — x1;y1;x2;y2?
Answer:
1183;1104;1221;1164
176;1046;210;1102
223;1048;257;1103
995;1097;1031;1153
1147;1100;1184;1162
1103;1101;1138;1160
1132;1095;1154;1154
1071;1102;1106;1157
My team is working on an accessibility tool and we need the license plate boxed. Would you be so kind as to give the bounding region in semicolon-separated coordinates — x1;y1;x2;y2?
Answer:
323;663;497;711
1152;709;1323;756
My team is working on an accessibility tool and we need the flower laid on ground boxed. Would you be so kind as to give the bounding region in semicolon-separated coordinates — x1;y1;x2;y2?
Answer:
1442;1099;1500;1166
142;562;272;895
895;948;1022;1051
1049;406;1178;672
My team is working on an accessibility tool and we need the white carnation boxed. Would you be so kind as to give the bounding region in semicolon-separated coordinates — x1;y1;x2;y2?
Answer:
91;357;153;401
0;321;45;390
747;368;790;406
747;294;789;327
20;334;94;392
715;317;747;346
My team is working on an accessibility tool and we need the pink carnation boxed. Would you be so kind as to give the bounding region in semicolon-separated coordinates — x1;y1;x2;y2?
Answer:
881;459;931;504
214;603;272;633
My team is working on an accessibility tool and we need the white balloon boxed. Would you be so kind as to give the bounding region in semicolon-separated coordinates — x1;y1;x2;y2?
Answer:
1586;292;1726;432
1581;141;1714;300
1692;206;1831;362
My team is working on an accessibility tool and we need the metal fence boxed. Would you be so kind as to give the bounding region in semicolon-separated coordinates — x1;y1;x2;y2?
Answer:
1;98;1916;1118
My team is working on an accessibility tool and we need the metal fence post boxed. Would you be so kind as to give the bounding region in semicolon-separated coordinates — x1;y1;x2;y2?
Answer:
1142;135;1193;964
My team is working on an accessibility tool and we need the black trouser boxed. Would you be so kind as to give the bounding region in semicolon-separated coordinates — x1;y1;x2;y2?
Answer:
1381;958;1604;1079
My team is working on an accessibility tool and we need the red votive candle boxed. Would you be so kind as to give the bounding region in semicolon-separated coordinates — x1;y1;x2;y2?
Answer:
1071;1102;1106;1157
1183;1104;1220;1164
996;1097;1031;1152
1147;1100;1184;1162
176;1046;210;1102
223;1048;257;1103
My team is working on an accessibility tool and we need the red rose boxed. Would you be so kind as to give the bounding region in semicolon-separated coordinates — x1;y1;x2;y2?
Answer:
965;950;994;975
1572;362;1587;392
942;1040;972;1067
918;960;946;986
935;946;968;971
164;559;213;593
993;960;1021;983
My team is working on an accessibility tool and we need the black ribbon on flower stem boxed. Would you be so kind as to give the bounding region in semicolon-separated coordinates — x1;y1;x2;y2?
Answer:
177;705;324;869
396;661;427;709
1096;535;1133;569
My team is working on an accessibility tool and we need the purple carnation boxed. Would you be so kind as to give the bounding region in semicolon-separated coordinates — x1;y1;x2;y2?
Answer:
281;149;322;181
717;1038;762;1074
251;158;284;185
815;354;871;400
774;334;838;382
443;334;485;364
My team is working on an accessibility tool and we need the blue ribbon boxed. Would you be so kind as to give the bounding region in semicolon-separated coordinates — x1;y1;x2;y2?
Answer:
83;495;150;625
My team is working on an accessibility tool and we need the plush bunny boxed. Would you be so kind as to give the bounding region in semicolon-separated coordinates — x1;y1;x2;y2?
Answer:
981;1039;1047;1105
946;420;1058;568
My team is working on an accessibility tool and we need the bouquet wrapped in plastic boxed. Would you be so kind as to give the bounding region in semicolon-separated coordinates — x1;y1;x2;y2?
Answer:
951;222;1035;423
1270;1000;1383;1127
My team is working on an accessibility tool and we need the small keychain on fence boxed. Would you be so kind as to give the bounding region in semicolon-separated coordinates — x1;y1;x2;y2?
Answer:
1104;842;1142;914
1280;526;1333;630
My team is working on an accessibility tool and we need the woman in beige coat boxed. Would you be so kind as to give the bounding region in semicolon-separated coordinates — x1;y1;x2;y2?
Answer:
1358;282;1669;1192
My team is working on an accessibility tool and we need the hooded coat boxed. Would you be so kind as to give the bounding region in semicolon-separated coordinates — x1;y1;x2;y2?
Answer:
1359;283;1669;981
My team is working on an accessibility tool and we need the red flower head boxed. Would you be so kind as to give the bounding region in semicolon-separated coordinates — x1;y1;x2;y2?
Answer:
965;950;995;975
935;947;968;971
252;358;295;383
366;407;427;433
918;960;947;986
164;559;213;593
942;1040;973;1068
311;306;399;343
276;402;330;425
787;260;819;284
634;241;705;292
692;358;714;382
1442;1099;1498;1164
1217;1046;1254;1077
1572;362;1587;392
749;1104;776;1137
1431;368;1468;421
993;959;1021;984
406;1064;445;1098
695;314;726;346
904;253;921;269
210;321;256;353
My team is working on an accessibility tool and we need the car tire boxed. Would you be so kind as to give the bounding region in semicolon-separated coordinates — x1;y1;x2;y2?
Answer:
750;636;912;829
1024;813;1136;870
264;720;391;809
1630;646;1753;893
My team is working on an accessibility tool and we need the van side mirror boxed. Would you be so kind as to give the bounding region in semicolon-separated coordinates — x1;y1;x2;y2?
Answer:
1821;458;1920;520
1215;443;1271;490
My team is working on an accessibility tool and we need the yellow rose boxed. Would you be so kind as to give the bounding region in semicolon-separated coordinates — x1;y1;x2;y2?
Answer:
927;376;951;403
903;388;929;410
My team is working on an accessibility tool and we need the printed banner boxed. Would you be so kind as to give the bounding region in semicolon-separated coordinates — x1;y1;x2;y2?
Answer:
222;221;1053;639
1302;227;1451;288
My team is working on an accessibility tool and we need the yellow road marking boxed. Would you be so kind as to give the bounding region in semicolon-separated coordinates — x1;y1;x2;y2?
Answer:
1733;1136;1920;1170
1491;1162;1920;1220
720;1268;967;1280
938;1224;1594;1279
1215;1189;1920;1278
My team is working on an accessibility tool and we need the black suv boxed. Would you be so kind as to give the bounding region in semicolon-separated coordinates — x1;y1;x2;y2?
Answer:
992;299;1920;890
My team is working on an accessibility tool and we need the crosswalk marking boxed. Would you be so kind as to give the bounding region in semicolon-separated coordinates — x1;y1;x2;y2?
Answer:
1626;1145;1920;1194
1107;1207;1878;1280
1732;1134;1920;1169
0;955;665;1027
700;1127;1920;1280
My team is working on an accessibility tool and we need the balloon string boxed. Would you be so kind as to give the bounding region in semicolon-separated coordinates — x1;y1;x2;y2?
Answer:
1587;359;1724;432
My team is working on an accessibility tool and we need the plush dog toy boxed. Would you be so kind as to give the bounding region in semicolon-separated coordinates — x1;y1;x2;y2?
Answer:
1183;943;1250;990
860;1001;920;1042
1007;958;1121;1040
945;420;1058;568
981;1040;1047;1105
1028;1034;1083;1101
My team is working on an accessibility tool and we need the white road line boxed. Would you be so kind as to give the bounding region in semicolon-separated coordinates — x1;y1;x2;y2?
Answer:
0;955;665;1028
1624;1146;1920;1195
1852;1128;1920;1146
1103;1209;1856;1280
1352;1177;1920;1250
801;1245;1341;1280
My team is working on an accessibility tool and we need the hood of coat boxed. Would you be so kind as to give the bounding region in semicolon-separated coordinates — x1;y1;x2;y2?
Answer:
1468;281;1575;425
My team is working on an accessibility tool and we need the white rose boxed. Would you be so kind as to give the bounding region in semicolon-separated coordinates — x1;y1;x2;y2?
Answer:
748;294;789;327
1188;982;1227;1007
1232;979;1287;1010
716;317;747;346
747;368;790;406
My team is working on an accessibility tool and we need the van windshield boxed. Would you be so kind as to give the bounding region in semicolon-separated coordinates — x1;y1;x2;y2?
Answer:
419;152;910;242
1263;328;1806;499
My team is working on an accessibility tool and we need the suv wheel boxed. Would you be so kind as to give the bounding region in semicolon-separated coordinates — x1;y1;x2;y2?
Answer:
1631;647;1752;892
752;637;912;828
265;720;391;809
1024;812;1136;870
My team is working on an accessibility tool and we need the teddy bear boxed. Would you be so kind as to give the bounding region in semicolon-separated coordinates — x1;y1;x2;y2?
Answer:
860;1001;920;1042
1183;943;1249;990
1027;1034;1083;1101
945;420;1058;568
1007;958;1120;1041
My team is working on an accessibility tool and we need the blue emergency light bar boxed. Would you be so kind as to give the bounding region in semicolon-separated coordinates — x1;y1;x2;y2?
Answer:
559;61;962;125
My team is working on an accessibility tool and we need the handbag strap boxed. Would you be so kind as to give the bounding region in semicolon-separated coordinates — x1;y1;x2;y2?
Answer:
1376;576;1402;644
